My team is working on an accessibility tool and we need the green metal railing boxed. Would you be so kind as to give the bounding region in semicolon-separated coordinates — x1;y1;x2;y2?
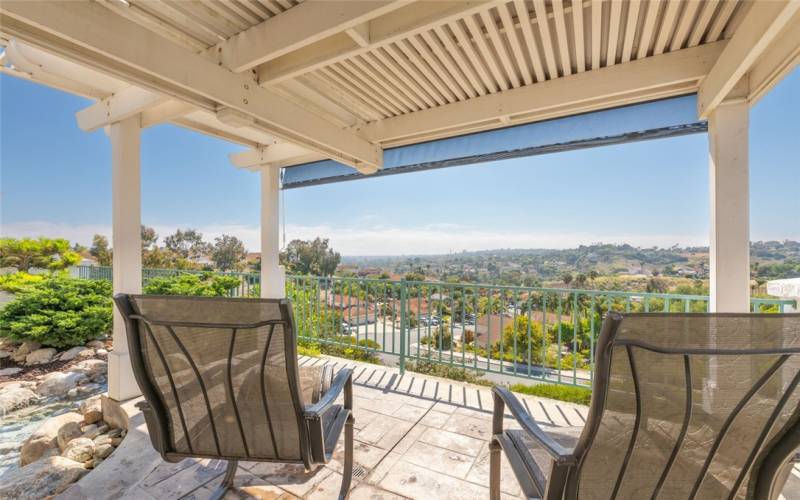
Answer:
75;265;796;386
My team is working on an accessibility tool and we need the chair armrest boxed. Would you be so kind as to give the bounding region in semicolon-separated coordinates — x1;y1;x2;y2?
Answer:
492;386;577;466
304;367;353;419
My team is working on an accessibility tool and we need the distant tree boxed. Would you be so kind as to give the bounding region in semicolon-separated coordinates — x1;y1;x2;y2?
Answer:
280;238;340;276
211;234;247;271
141;225;158;250
72;242;88;253
90;235;113;266
404;271;426;282
646;277;669;293
0;237;80;272
574;273;588;287
164;228;211;259
588;270;599;282
562;273;574;286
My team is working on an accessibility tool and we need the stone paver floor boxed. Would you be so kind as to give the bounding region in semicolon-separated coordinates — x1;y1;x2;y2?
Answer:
63;355;588;500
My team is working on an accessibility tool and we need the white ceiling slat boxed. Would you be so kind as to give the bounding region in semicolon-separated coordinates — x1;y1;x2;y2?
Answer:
513;0;547;82
532;0;561;78
422;30;477;99
480;9;521;88
706;0;738;42
572;0;587;72
375;46;438;108
498;3;532;85
551;0;573;76
161;0;233;40
465;14;510;91
620;0;641;63
409;34;468;101
449;20;497;93
637;0;663;59
220;0;264;25
338;59;407;115
362;50;429;109
350;54;420;112
320;64;394;118
132;0;220;46
432;25;486;97
397;38;458;104
385;42;448;106
590;0;603;70
670;0;702;51
605;0;622;67
653;0;682;56
301;73;383;122
255;0;283;16
198;0;251;33
278;77;360;127
687;0;720;47
245;0;277;19
100;0;209;51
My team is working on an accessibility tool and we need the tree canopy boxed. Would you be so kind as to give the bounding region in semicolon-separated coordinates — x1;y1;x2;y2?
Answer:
0;237;80;272
211;234;247;271
280;238;340;276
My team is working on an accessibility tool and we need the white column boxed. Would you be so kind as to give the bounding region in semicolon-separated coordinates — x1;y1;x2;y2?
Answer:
260;166;286;298
708;97;750;313
108;115;142;401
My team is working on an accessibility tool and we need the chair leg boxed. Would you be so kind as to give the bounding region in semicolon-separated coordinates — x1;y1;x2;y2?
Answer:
338;412;355;500
209;460;238;500
489;439;502;500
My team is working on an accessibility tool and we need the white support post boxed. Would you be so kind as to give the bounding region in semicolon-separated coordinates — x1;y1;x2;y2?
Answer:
108;115;142;401
260;166;286;298
708;97;750;313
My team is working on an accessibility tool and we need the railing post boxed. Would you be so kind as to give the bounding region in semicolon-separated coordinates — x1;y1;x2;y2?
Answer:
399;279;407;374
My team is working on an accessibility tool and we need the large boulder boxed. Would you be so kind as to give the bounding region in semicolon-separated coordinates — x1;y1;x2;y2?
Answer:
20;412;84;465
85;340;106;349
12;341;41;363
79;396;103;424
36;372;88;397
62;437;95;463
0;386;38;414
25;347;57;365
0;456;88;499
58;346;94;361
0;367;22;377
69;359;107;381
57;421;83;451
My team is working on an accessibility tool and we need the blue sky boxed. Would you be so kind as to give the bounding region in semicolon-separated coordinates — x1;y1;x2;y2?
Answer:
1;68;798;256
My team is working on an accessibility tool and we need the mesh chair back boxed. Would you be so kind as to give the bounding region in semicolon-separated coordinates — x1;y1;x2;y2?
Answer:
572;314;800;499
118;295;308;462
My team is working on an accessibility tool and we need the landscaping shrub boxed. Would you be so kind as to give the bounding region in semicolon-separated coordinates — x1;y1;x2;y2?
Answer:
143;272;241;296
405;360;492;386
0;275;112;348
508;382;592;405
0;272;46;293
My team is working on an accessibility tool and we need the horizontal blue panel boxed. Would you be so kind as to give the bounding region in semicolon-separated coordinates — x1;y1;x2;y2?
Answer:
283;94;705;189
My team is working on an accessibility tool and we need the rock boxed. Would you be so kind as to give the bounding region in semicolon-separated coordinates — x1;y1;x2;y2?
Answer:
81;423;98;438
67;388;79;398
20;412;83;465
25;348;57;365
12;341;41;363
110;437;123;446
93;443;114;459
58;346;94;361
0;456;89;499
80;396;103;424
0;367;23;377
93;434;112;446
0;350;10;359
90;457;104;468
106;428;123;439
0;386;38;413
57;421;83;451
95;348;108;356
85;340;105;349
69;359;107;381
35;372;88;397
62;437;95;463
77;383;102;395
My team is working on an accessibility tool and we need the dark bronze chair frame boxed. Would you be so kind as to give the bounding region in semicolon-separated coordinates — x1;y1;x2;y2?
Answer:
114;294;355;500
490;312;800;500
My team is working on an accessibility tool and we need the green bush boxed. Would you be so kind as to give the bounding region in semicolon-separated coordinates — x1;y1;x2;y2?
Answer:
0;272;46;293
143;273;241;296
406;360;492;386
508;383;592;405
0;275;112;348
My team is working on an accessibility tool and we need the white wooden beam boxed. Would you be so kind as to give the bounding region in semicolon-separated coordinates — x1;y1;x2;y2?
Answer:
260;166;285;299
345;23;371;48
0;0;381;172
747;11;800;105
708;97;750;312
360;41;726;145
698;0;800;119
216;1;405;72
76;87;165;132
230;143;312;169
140;100;195;128
257;0;505;85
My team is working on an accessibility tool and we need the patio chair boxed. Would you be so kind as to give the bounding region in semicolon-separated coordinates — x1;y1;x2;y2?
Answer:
113;294;354;500
490;312;800;500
